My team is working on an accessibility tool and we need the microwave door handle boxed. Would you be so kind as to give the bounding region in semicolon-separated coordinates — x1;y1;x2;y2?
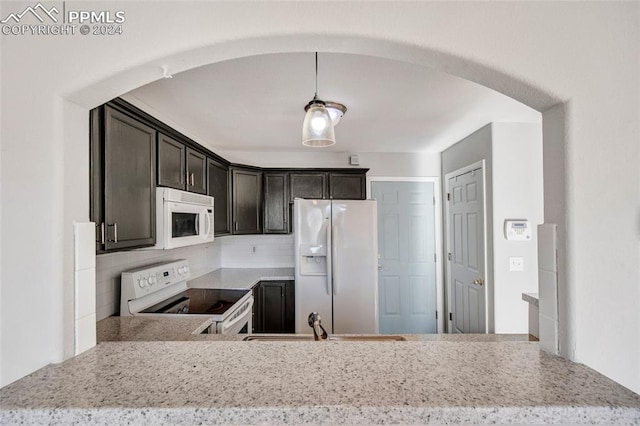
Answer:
204;213;211;236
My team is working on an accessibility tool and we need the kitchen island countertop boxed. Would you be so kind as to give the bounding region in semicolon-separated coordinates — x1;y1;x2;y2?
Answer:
1;338;639;425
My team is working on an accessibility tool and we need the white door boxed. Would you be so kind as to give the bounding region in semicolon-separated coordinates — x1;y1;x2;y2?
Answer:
448;167;486;333
331;200;379;334
372;181;437;334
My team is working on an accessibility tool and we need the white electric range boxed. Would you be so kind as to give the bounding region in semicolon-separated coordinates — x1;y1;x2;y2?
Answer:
120;259;253;334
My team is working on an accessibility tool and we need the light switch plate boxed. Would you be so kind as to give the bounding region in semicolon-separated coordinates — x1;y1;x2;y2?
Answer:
509;257;524;271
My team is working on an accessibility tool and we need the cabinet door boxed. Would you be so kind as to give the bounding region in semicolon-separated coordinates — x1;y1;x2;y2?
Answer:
157;133;186;190
207;158;231;235
289;172;328;201
329;173;366;200
264;172;289;234
232;168;263;234
104;106;156;250
284;280;295;333
186;148;207;194
258;282;286;333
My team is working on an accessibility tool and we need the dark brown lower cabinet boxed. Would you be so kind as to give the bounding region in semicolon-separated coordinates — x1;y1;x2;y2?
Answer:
252;281;295;333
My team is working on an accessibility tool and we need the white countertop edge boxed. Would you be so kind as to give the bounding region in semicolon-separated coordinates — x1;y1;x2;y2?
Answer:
3;405;638;425
522;292;539;307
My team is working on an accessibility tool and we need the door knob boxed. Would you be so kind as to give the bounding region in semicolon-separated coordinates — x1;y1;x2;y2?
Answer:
473;278;484;286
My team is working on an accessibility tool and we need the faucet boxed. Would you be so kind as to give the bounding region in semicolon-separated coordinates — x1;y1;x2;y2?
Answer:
308;312;328;341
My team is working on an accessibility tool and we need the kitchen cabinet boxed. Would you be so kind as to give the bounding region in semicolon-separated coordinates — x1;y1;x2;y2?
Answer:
329;173;366;200
157;133;186;190
93;105;157;251
231;167;263;234
186;148;207;194
289;172;328;201
157;135;207;195
263;172;289;234
208;158;231;235
252;281;295;333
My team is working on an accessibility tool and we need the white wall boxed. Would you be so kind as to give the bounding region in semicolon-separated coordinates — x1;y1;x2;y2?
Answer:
1;2;638;393
491;123;544;333
218;150;441;178
95;240;222;320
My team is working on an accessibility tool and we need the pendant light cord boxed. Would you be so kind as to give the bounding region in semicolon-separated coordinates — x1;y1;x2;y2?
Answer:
314;52;318;99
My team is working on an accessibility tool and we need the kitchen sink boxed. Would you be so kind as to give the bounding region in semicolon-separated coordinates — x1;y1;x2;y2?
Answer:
243;334;407;341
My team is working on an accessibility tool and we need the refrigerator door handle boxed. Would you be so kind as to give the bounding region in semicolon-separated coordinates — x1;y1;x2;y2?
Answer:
325;219;332;295
332;221;338;296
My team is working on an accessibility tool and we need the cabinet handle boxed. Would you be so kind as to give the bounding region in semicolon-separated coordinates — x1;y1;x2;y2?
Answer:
99;223;105;244
190;173;194;186
235;221;238;232
107;223;118;243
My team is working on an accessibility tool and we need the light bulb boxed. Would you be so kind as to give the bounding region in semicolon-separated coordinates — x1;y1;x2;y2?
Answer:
311;116;328;132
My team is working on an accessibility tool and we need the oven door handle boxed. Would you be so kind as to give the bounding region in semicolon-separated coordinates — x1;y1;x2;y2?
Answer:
217;297;254;335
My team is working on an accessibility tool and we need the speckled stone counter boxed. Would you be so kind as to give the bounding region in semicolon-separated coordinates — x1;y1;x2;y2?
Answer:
2;340;639;424
187;267;295;290
97;316;531;343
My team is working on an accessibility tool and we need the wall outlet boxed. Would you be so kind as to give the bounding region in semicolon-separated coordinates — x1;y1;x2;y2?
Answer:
251;246;257;254
509;257;524;272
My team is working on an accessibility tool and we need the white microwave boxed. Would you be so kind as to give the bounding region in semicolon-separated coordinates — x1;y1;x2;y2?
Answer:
154;187;214;249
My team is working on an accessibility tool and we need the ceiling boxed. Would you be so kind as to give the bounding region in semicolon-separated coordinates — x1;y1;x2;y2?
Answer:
126;53;541;153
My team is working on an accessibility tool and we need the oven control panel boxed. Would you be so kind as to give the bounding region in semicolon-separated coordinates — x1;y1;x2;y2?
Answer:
122;259;191;300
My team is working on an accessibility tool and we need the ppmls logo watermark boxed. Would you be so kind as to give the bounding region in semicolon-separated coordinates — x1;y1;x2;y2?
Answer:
1;2;126;36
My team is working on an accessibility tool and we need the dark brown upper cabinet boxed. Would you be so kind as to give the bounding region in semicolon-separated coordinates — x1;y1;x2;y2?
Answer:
329;173;366;200
263;172;289;234
289;172;328;201
94;105;157;252
157;134;207;195
231;167;263;234
208;158;231;236
157;133;186;190
186;148;207;195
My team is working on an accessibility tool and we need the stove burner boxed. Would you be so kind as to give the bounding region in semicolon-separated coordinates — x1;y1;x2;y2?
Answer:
205;300;234;315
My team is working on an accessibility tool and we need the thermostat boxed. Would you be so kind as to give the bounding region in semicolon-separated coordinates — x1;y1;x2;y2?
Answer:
504;220;531;241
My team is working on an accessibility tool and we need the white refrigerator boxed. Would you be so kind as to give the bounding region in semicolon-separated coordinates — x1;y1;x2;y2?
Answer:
294;199;379;334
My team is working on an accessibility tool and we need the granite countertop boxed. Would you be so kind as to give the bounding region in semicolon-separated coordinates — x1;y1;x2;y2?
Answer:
97;316;532;343
522;292;540;307
187;267;295;290
2;339;639;424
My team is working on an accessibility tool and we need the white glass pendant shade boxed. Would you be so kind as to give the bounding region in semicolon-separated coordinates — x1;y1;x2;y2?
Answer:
302;103;335;147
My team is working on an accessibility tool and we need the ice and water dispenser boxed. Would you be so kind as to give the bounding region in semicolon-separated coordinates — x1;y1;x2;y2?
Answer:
299;243;327;275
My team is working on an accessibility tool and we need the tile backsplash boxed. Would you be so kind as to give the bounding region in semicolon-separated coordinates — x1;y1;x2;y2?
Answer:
221;234;294;268
95;240;222;320
95;234;295;320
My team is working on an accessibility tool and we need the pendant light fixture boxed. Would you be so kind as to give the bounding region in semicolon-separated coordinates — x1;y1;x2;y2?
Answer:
302;52;336;147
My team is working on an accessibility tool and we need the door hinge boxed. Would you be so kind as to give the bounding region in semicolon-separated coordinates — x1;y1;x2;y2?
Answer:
449;312;453;321
447;253;452;261
435;311;438;320
447;193;451;201
434;253;437;262
433;197;436;206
